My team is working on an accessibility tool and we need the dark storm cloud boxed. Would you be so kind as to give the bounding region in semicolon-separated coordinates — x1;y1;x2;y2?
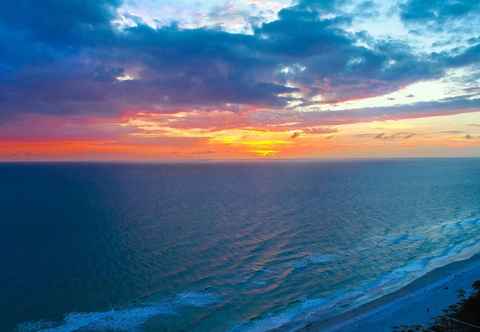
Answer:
0;0;475;122
0;0;120;70
1;0;120;41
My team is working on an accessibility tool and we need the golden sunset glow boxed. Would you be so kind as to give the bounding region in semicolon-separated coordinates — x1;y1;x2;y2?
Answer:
1;0;480;161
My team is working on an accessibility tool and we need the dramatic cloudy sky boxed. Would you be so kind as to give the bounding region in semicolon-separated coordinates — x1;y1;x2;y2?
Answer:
1;0;480;160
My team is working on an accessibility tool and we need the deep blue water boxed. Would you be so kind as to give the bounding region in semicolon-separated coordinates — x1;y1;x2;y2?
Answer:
1;159;480;332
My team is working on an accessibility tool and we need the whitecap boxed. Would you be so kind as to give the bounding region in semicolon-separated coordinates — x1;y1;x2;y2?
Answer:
17;305;175;332
17;291;219;332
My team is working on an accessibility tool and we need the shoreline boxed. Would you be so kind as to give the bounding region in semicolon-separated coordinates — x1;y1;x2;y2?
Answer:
299;253;480;332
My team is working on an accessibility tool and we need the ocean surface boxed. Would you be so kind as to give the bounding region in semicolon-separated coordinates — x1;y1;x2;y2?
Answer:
1;159;480;332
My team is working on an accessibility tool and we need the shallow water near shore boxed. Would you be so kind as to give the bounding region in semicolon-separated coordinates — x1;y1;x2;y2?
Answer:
2;159;480;332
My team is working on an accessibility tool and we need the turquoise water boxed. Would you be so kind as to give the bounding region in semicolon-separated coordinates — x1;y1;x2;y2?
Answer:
1;159;480;332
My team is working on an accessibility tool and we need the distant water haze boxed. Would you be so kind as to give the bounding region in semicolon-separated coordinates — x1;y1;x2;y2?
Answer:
2;159;480;332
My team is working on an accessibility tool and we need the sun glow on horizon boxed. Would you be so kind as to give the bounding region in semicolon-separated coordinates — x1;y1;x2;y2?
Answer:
2;0;480;161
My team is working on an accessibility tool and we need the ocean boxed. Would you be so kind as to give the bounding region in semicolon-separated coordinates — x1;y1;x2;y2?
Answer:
1;159;480;332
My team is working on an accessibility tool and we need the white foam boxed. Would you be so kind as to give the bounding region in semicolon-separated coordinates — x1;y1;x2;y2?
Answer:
17;291;218;332
17;305;175;332
229;290;364;332
233;217;480;332
19;216;480;332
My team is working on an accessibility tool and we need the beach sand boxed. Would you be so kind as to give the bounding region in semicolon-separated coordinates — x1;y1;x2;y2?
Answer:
300;254;480;332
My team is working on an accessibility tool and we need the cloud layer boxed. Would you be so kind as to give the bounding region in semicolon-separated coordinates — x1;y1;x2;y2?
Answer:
0;0;479;159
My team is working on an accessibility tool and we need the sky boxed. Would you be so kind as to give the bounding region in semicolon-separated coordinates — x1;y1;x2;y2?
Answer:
0;0;480;160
